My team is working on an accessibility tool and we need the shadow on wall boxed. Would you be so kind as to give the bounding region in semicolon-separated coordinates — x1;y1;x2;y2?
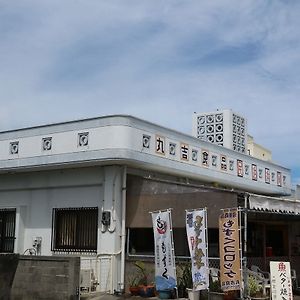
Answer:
0;254;19;300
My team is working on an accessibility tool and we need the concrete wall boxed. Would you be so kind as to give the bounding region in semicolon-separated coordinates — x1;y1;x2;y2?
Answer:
0;254;80;300
0;254;19;300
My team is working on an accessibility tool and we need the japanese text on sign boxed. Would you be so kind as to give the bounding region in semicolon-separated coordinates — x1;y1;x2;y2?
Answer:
219;209;241;291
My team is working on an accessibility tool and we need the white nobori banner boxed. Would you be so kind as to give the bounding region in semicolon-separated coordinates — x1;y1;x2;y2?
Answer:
186;208;209;290
151;210;176;291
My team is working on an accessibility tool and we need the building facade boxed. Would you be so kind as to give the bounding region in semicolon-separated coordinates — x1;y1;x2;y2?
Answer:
0;115;297;294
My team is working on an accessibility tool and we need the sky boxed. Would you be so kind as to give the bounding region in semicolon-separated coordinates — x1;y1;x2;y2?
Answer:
0;0;300;187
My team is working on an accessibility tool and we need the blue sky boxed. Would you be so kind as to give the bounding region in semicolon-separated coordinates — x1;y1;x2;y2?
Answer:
0;0;300;187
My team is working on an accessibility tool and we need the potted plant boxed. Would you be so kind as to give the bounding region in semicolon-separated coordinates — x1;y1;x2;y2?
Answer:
248;275;268;300
128;273;140;296
134;261;155;297
209;276;224;300
178;261;200;300
176;261;192;298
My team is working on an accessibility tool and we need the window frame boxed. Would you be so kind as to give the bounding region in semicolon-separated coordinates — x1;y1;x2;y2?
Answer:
51;207;98;253
126;227;219;258
0;208;16;253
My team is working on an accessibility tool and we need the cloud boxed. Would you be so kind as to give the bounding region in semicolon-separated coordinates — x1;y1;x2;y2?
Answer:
0;0;300;185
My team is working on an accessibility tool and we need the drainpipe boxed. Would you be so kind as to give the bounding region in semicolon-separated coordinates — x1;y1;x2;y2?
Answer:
120;166;127;293
108;169;118;233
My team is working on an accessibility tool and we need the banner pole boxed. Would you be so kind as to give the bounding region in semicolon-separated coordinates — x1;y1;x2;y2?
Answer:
238;207;243;299
149;208;171;215
168;209;178;299
204;207;209;296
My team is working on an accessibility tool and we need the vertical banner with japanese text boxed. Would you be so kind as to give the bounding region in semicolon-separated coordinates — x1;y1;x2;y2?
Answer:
270;261;293;300
151;210;176;291
219;208;241;291
186;208;209;290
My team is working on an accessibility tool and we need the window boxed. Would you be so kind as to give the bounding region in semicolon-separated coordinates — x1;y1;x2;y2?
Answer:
266;225;288;256
128;228;154;255
247;222;263;256
127;227;217;257
52;207;98;253
208;228;219;257
0;209;16;253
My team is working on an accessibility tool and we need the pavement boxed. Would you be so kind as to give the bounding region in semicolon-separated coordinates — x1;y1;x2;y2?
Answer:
80;293;158;300
80;292;300;300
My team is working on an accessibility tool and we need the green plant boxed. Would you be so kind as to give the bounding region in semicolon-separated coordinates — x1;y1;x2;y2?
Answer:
209;277;222;293
248;275;263;297
134;261;154;286
177;261;193;289
128;273;140;287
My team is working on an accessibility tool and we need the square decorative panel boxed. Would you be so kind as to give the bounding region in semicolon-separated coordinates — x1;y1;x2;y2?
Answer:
192;149;198;161
78;132;89;147
142;134;150;149
229;160;234;171
202;150;209;166
169;143;176;156
10;141;19;154
42;137;52;151
212;155;217;167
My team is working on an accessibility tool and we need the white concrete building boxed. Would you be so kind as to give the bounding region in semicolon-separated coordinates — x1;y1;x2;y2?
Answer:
247;134;272;161
0;115;295;294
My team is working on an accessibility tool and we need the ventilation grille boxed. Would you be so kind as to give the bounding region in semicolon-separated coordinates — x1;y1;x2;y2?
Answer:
195;111;247;154
232;113;246;153
196;113;224;147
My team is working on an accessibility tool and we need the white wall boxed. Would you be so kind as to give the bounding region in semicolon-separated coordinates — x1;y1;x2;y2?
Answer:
0;115;291;196
0;165;125;293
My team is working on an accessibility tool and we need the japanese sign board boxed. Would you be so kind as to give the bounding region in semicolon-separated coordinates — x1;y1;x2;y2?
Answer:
143;132;291;196
186;208;209;290
270;261;293;300
151;210;176;291
219;208;241;291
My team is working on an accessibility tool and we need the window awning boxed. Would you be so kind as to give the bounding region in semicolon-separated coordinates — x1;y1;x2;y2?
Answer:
249;194;300;214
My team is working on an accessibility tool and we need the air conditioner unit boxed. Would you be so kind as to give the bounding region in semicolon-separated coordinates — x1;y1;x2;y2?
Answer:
81;269;92;292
